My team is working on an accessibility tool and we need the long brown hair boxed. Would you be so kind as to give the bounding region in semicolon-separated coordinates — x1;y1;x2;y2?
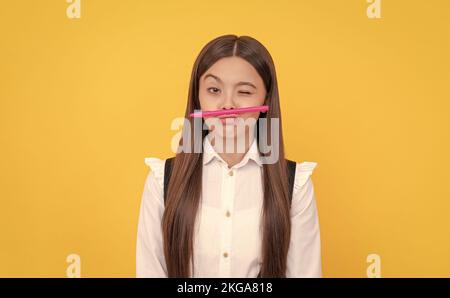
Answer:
162;34;292;277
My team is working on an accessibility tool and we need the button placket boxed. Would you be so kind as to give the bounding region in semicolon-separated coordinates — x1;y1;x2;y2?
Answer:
219;165;235;277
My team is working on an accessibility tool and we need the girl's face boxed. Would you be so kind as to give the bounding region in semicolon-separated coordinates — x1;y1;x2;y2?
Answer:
199;56;267;142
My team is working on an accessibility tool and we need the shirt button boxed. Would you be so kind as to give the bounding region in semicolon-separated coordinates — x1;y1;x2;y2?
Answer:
228;170;234;177
223;252;229;258
225;210;231;217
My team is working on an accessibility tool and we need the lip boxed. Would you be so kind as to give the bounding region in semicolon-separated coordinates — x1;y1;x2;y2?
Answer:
219;115;238;125
217;114;238;119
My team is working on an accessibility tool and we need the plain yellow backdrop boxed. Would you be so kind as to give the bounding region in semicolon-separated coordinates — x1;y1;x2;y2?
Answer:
1;0;449;277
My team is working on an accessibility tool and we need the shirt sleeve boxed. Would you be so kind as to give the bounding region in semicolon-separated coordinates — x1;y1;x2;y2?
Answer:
136;157;168;277
286;161;322;278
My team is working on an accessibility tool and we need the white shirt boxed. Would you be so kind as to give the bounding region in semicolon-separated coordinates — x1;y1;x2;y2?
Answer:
136;137;322;278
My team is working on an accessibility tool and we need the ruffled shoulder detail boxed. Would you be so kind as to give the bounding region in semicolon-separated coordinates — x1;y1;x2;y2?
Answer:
293;161;318;194
144;157;166;190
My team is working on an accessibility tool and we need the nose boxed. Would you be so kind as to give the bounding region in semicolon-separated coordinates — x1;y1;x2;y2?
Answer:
221;93;236;110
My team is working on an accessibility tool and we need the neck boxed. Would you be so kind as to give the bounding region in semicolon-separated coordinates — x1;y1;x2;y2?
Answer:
218;148;247;169
207;133;255;169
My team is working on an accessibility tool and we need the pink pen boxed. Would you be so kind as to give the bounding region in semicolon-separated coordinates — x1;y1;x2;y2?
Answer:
190;105;269;118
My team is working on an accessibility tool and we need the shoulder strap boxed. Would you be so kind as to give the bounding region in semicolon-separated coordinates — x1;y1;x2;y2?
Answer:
163;157;297;206
286;159;297;203
163;157;175;205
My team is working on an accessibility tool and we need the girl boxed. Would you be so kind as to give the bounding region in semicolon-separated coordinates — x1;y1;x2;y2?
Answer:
136;34;321;278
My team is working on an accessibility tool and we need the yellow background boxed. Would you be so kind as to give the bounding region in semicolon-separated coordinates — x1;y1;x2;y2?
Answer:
1;0;449;277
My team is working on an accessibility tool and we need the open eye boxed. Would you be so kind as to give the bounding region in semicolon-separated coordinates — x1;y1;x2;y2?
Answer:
207;87;221;94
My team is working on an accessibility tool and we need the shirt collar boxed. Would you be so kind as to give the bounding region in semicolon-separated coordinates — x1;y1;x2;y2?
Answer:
202;135;262;168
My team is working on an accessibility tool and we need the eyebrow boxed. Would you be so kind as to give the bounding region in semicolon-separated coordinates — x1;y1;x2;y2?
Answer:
203;73;257;89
